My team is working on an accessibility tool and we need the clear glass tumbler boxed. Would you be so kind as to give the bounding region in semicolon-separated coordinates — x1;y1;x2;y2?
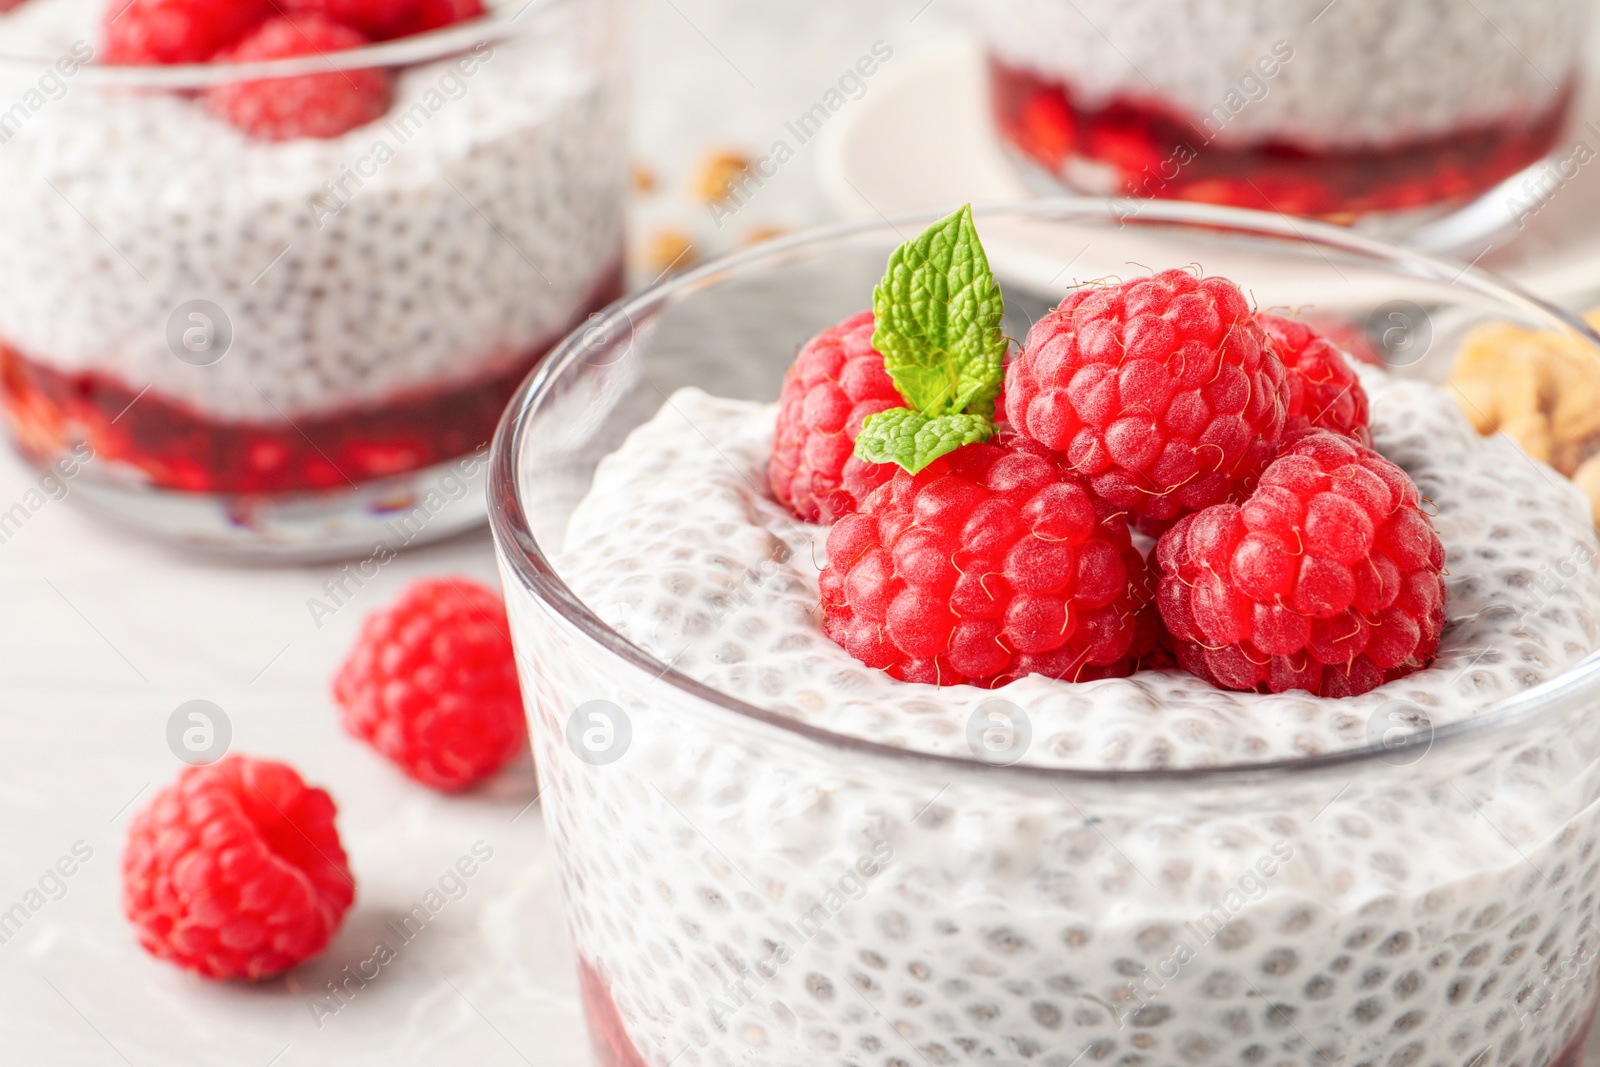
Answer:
0;0;625;560
490;202;1600;1067
981;0;1590;234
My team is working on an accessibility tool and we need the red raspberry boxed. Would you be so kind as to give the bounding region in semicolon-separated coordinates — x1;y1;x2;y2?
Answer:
768;310;900;523
204;15;395;142
122;756;354;980
283;0;483;41
1004;270;1288;527
819;438;1157;686
1153;431;1446;697
102;0;270;64
334;577;526;791
1257;313;1372;446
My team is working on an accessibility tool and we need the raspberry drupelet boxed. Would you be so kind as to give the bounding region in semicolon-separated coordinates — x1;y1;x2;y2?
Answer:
1154;430;1446;697
1005;270;1289;529
768;310;900;524
122;756;355;980
1258;312;1372;446
334;577;526;791
819;437;1158;686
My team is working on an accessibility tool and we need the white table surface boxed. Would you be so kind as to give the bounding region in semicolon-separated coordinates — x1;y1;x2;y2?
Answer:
0;481;575;1066
0;2;969;1064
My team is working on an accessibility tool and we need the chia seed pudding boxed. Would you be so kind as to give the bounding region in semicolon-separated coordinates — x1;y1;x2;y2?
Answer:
981;0;1590;217
493;210;1600;1067
0;0;624;499
511;370;1600;1067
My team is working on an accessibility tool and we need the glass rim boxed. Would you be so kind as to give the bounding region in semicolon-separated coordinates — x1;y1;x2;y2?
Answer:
488;197;1600;788
0;0;557;88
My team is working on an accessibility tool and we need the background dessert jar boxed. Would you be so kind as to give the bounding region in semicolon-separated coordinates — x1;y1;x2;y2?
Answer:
491;203;1600;1067
981;0;1591;233
0;0;626;559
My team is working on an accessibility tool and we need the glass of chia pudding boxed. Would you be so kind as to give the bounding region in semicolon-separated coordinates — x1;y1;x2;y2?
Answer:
981;0;1591;234
491;201;1600;1067
0;0;624;559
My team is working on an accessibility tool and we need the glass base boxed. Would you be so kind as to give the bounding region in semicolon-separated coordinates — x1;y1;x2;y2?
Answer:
0;258;624;562
1001;143;1565;256
56;451;490;564
0;262;625;496
988;58;1574;253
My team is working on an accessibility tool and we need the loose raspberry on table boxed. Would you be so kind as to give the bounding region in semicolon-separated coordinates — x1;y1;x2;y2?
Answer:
1004;269;1289;528
1154;430;1446;697
334;576;527;792
819;437;1158;686
768;310;900;524
283;0;483;42
1258;312;1372;446
204;15;395;142
103;0;270;64
122;756;354;980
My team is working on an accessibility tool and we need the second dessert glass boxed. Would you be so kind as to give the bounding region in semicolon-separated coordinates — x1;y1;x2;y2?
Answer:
0;0;625;560
492;202;1600;1067
981;0;1590;239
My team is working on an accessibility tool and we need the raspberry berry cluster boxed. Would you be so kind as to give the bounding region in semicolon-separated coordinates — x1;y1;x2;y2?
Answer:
122;576;526;981
103;0;483;140
771;206;1445;697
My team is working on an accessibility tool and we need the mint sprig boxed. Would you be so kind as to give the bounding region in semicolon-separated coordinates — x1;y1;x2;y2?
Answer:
853;205;1006;473
854;409;994;471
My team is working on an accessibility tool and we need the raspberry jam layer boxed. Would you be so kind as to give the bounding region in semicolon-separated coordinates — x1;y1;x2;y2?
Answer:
990;59;1573;217
1551;1000;1598;1067
578;958;648;1067
0;268;622;495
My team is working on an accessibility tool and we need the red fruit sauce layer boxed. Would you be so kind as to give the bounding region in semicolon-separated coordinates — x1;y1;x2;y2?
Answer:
1553;1002;1599;1067
0;265;622;495
990;59;1573;218
579;958;649;1067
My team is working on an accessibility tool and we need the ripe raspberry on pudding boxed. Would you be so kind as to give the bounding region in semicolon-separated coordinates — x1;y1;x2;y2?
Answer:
102;0;271;64
821;437;1156;686
122;756;355;980
284;0;484;41
771;212;1447;701
205;14;395;141
768;310;899;524
1258;312;1372;446
1155;429;1446;696
334;577;526;792
1005;269;1289;528
803;208;1160;685
102;0;480;142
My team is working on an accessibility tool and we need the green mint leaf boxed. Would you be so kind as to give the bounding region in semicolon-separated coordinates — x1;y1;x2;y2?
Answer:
854;408;995;473
871;204;1007;418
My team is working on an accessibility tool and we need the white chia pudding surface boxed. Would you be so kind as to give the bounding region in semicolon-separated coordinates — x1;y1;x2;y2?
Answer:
980;0;1587;151
558;366;1600;773
514;365;1600;1067
0;0;624;421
